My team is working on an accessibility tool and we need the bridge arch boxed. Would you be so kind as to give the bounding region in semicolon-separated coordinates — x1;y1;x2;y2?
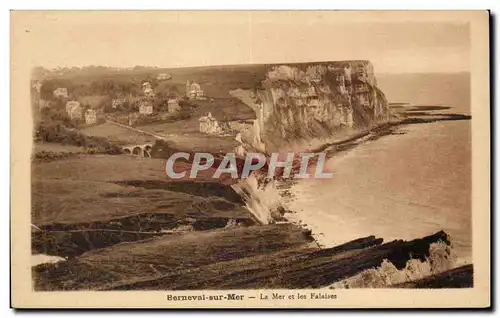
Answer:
132;146;142;155
122;143;154;157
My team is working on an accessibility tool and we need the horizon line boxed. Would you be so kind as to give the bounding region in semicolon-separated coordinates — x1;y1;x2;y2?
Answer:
33;61;471;76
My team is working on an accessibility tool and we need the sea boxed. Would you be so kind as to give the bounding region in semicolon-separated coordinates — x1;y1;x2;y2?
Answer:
285;72;472;263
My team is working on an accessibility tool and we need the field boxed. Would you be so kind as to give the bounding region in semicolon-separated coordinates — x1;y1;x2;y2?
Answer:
80;123;157;145
34;142;86;153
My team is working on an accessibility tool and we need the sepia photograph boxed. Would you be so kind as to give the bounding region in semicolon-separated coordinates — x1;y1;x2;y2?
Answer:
10;10;490;308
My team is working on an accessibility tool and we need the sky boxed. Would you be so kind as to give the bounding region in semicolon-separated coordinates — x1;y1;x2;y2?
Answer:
17;11;471;74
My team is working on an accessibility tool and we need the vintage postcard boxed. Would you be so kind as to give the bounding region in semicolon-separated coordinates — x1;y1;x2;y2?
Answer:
11;10;490;308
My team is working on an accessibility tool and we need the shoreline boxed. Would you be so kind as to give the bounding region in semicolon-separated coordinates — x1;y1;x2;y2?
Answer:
272;109;471;267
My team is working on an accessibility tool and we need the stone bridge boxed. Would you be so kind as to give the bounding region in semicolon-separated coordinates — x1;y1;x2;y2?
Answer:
104;119;166;158
122;143;153;157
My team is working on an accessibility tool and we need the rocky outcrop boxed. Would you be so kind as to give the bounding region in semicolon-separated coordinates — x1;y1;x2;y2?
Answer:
232;61;392;152
33;229;456;290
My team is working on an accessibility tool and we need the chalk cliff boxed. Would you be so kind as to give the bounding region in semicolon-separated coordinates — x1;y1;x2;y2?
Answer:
231;61;391;152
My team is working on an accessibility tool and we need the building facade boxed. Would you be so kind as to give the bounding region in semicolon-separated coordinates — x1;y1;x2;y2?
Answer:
84;109;97;124
139;100;154;115
142;82;155;98
53;87;68;98
199;112;224;135
65;101;82;120
186;81;205;100
112;98;125;109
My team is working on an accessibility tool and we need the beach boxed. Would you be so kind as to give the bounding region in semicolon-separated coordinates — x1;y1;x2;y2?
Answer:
285;120;471;264
283;71;472;263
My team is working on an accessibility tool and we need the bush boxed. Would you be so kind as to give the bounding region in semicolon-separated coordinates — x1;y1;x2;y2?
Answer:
35;122;122;155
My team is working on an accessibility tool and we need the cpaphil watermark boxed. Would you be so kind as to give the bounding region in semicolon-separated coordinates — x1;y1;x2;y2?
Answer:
165;152;333;180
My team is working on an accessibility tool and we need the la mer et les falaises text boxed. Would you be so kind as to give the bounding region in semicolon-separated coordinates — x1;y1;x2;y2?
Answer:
166;292;337;301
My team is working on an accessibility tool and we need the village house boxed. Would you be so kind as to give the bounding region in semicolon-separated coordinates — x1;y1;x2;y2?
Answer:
199;112;224;135
112;98;125;109
53;87;68;98
84;109;97;124
167;99;181;113
142;82;155;98
156;73;172;81
65;101;82;120
66;100;79;114
139;100;154;115
186;80;205;100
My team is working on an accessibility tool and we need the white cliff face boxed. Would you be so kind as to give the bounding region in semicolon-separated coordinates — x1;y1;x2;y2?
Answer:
231;174;282;225
231;61;391;152
228;62;392;227
229;61;391;152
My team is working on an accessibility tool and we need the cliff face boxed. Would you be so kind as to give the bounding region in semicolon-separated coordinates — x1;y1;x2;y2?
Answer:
232;61;391;152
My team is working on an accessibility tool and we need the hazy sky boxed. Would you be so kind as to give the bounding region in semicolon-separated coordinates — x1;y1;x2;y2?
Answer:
19;11;470;74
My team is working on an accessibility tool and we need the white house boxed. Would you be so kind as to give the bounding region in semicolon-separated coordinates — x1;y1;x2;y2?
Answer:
112;98;125;109
69;106;82;120
65;101;82;120
84;109;97;124
186;81;205;100
53;87;68;98
142;82;155;98
199;112;224;135
139;100;154;115
66;100;78;113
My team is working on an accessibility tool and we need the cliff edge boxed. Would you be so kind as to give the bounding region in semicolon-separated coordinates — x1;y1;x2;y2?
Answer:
231;61;392;152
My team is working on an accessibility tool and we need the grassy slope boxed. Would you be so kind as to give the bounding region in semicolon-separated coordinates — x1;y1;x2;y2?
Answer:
31;153;265;261
80;123;156;145
33;224;315;290
32;155;248;225
79;120;239;153
34;143;86;154
33;229;455;290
